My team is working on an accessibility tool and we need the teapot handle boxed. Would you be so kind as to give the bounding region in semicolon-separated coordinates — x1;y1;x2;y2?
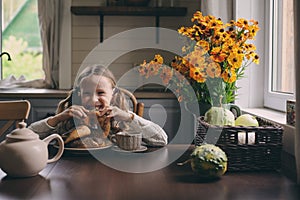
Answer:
43;134;64;163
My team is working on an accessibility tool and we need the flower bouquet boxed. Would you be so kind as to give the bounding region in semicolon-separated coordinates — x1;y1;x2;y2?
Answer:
138;11;260;113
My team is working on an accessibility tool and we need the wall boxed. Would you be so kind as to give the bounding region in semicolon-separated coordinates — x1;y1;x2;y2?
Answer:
71;0;201;88
234;0;265;109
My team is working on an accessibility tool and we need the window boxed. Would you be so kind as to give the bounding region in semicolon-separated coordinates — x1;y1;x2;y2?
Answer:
264;0;295;112
0;0;44;81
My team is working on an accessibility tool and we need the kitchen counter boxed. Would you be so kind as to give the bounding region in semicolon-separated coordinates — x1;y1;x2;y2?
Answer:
0;88;70;98
0;88;176;99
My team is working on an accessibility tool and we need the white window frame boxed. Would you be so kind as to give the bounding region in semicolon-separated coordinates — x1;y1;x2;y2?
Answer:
264;0;295;112
234;0;294;112
0;0;4;79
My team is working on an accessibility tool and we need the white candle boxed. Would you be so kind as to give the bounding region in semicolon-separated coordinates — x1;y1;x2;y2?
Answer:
248;132;256;145
238;132;246;144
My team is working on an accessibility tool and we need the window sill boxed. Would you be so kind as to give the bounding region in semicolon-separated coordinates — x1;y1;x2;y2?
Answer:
0;88;70;98
242;107;295;156
242;107;286;125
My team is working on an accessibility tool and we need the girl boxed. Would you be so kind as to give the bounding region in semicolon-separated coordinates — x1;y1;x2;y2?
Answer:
28;65;168;146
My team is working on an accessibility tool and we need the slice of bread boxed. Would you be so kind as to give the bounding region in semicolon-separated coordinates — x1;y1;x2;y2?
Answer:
64;125;91;144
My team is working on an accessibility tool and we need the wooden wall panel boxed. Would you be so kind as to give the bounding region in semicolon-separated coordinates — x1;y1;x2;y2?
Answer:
71;0;201;86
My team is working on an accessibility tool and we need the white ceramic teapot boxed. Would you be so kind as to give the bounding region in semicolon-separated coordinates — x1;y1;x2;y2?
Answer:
0;122;64;177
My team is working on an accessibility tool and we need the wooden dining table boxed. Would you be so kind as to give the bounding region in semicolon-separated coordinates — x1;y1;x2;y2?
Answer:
0;144;299;200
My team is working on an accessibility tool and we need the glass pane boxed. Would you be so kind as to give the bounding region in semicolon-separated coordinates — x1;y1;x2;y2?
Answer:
272;0;295;94
1;0;44;80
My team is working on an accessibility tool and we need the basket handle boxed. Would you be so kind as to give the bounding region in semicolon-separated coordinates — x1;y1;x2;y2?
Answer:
226;104;241;118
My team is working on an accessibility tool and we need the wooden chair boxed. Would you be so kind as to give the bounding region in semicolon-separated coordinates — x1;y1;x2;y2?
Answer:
119;88;144;117
0;100;31;137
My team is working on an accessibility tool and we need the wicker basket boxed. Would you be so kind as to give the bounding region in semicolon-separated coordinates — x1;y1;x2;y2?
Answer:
195;116;283;171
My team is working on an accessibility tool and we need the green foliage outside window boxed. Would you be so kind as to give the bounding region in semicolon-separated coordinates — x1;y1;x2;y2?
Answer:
2;0;44;81
2;36;44;80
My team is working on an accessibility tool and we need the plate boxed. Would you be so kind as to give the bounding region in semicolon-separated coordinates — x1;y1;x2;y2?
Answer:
53;141;113;154
112;145;147;153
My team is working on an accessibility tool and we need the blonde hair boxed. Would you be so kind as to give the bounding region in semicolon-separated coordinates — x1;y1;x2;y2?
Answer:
56;65;129;114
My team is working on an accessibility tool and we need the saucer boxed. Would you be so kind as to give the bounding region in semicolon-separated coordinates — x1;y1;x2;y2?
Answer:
112;145;147;153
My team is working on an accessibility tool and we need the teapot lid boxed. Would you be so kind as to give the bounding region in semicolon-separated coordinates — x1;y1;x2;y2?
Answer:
6;122;39;141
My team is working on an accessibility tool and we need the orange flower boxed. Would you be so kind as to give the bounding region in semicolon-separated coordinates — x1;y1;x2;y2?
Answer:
147;62;161;76
206;62;221;78
185;51;206;69
138;60;148;76
160;66;173;85
210;47;227;63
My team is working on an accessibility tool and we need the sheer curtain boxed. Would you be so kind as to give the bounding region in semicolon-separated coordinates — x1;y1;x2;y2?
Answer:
294;0;300;185
37;0;62;89
200;0;233;22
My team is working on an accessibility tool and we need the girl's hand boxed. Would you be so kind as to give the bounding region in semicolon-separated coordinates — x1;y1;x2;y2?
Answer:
100;106;132;122
47;105;89;127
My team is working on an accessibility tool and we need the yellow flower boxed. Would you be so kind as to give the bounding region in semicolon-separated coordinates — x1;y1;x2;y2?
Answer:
190;66;206;83
222;68;237;83
236;18;249;29
227;52;244;69
248;24;260;38
222;42;234;53
252;53;260;64
244;43;256;52
208;18;223;30
192;11;204;23
245;51;259;64
171;56;189;75
196;41;210;53
154;54;163;64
